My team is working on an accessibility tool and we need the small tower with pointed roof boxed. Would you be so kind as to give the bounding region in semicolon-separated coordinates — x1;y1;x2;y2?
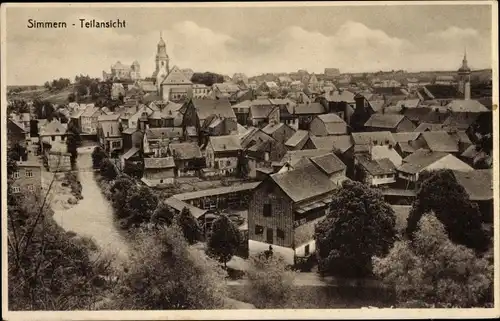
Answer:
457;48;471;100
153;31;170;82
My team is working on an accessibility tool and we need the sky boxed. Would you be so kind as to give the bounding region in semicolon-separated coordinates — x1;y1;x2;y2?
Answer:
4;3;494;85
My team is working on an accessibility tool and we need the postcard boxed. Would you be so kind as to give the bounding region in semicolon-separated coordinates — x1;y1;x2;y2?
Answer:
1;1;498;320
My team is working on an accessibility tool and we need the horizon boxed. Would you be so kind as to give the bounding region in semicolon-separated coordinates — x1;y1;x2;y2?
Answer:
5;4;493;86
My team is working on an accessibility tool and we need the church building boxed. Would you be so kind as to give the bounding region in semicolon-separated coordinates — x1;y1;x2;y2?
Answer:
153;33;193;102
457;49;471;100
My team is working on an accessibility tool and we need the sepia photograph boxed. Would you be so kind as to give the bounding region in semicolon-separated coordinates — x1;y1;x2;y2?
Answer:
1;1;498;320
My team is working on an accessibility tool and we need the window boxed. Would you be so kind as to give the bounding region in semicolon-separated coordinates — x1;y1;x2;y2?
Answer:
27;185;34;191
112;141;121;148
12;186;20;193
226;160;231;166
219;160;224;168
51;136;55;141
13;171;20;179
263;204;272;217
304;244;310;256
25;169;33;177
255;225;264;235
277;229;285;239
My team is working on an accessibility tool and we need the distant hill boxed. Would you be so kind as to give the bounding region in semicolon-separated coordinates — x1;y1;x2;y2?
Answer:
8;85;75;106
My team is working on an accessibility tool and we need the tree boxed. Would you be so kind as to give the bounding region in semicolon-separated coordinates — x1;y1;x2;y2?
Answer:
373;214;493;308
68;93;76;103
100;158;117;181
150;203;174;227
406;170;489;253
66;120;81;163
315;180;397;277
33;99;55;119
176;207;201;245
108;225;228;309
7;99;30;114
123;161;144;179
91;147;107;169
123;186;158;226
246;253;297;308
236;151;249;179
7;164;113;310
207;214;240;268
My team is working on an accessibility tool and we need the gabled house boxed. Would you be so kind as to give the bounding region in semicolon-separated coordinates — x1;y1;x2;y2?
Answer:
393;132;424;157
261;121;296;145
364;114;416;133
415;131;461;154
39;119;67;152
354;153;397;187
143;127;184;157
351;131;396;154
248;104;279;128
318;89;356;123
397;148;473;183
285;152;347;185
248;163;340;262
168;142;205;177
142;157;176;187
201;115;238;137
293;102;327;130
159;65;193;102
81;105;103;134
7;119;28;148
306;135;354;157
243;131;287;178
284;130;310;151
181;98;237;134
205;135;243;176
97;113;123;153
309;113;348;136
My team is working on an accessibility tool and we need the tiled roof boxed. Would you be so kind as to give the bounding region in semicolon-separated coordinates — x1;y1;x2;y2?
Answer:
441;114;478;131
369;100;386;112
395;99;420;109
160;65;192;85
294;102;326;115
352;131;396;146
453;169;493;201
209;135;242;152
323;90;355;103
8;119;25;133
364;114;405;129
271;163;338;203
262;122;286;135
250;105;275;119
122;127;137;135
371;145;403;166
356;154;396;175
98;113;120;121
144;157;175;169
145;127;183;140
192;98;236;122
421;131;459;153
413;122;445;132
173;182;260;201
310;135;353;153
40;120;66;136
309;153;346;175
317;113;345;124
279;149;332;167
81;105;100;117
393;132;421;142
169;142;202;160
447;100;489;113
461;144;480;158
285;130;309;148
397;149;448;174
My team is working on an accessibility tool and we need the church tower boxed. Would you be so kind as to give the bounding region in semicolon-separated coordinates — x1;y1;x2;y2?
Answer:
457;48;471;100
154;32;170;92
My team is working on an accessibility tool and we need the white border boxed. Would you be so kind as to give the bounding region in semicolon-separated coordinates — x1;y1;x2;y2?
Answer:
1;1;499;320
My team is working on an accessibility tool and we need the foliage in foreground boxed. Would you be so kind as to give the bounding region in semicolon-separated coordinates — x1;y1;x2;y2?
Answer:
315;180;397;277
8;193;113;310
246;253;297;309
373;214;493;308
207;214;241;267
406;169;490;253
107;225;228;310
